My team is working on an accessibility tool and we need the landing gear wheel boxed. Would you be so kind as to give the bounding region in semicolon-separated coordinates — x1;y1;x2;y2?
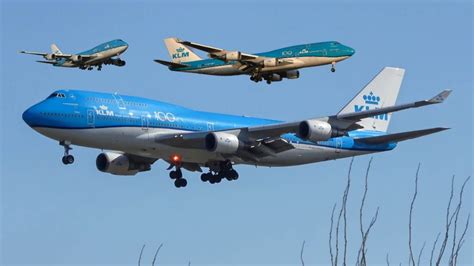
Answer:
174;178;187;188
331;67;336;72
201;173;210;182
62;155;74;165
169;169;182;179
266;80;271;84
331;62;336;72
229;169;239;180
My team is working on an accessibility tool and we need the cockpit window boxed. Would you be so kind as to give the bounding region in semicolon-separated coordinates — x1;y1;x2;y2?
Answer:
47;92;66;99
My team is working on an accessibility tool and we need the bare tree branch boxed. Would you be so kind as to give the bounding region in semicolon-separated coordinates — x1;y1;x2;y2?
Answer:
453;214;470;266
152;243;163;266
138;244;145;266
386;253;390;266
343;157;353;266
300;240;306;266
335;157;353;266
359;208;379;266
417;241;426;266
357;157;373;266
436;175;455;265
430;232;441;266
409;163;421;266
329;203;337;266
449;176;471;265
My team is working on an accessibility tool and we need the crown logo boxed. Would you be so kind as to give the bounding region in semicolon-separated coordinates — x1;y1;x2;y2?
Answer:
176;47;185;53
363;92;380;105
99;105;108;110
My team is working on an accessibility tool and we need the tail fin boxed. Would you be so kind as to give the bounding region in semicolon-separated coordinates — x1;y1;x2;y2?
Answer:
164;37;202;63
50;44;62;54
338;67;406;132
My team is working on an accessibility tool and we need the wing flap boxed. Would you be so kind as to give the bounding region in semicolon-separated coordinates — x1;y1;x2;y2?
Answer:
354;127;449;144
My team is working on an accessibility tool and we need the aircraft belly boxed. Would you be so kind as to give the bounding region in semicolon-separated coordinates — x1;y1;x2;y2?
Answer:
191;65;243;76
252;143;372;167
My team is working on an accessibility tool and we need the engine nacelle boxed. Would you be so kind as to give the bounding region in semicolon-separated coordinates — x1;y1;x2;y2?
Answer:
205;132;240;154
298;120;333;142
70;55;82;63
263;58;278;67
108;58;126;66
268;73;282;82
96;152;150;176
44;53;56;60
223;51;242;61
284;70;300;79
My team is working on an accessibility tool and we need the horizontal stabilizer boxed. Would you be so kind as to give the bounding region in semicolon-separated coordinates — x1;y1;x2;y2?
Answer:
153;59;188;68
354;127;449;145
35;60;56;64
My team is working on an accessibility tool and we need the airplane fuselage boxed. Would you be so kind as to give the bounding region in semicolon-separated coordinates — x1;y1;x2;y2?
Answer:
54;39;128;68
23;90;394;168
169;41;354;76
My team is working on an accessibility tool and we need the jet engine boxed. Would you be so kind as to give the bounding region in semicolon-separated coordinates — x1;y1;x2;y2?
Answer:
283;70;300;79
222;51;242;61
263;58;278;67
267;73;283;82
44;53;56;60
205;132;241;154
96;152;150;175
70;55;82;63
298;120;333;142
105;58;126;66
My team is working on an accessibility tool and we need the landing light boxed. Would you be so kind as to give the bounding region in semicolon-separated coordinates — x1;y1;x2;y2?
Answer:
171;155;181;163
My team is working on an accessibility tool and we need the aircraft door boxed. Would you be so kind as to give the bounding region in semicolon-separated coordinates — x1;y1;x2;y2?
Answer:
87;109;95;127
113;93;126;110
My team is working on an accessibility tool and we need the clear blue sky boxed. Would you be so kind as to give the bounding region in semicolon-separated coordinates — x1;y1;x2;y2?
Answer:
1;1;472;265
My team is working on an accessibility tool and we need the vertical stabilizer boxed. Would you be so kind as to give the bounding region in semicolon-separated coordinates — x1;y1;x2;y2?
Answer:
164;37;202;63
50;44;63;54
338;67;405;132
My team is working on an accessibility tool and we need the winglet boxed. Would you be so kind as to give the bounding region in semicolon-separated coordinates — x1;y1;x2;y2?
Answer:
428;89;452;103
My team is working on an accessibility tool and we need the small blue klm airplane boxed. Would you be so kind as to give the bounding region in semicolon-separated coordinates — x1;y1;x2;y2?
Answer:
20;39;128;71
22;67;451;188
155;37;355;84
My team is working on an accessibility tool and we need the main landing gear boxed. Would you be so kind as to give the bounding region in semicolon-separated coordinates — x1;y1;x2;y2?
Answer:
331;61;336;72
60;141;74;165
201;160;239;184
168;165;188;188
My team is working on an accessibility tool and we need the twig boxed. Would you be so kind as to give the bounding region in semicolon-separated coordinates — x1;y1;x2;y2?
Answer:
386;253;390;266
359;208;379;266
436;175;455;265
357;158;373;266
329;203;337;266
417;241;426;266
152;243;163;266
342;157;353;266
138;244;145;266
449;176;471;265
300;240;306;266
409;163;421;266
453;214;470;266
429;232;441;266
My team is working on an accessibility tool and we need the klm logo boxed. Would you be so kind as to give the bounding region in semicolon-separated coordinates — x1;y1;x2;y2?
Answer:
354;92;388;121
96;105;114;116
172;47;189;59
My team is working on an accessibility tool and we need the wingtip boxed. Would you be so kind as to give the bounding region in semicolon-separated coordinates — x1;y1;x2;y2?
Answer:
429;89;453;103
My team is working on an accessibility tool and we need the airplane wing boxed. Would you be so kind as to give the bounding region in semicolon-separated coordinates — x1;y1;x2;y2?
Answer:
152;90;451;161
177;39;260;61
353;127;449;145
36;60;57;64
19;50;48;56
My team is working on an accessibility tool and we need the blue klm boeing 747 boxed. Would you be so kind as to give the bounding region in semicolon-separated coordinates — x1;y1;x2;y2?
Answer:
23;67;451;188
155;37;355;84
20;39;128;71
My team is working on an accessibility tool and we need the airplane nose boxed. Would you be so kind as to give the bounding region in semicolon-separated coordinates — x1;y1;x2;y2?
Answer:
22;104;40;127
347;47;355;56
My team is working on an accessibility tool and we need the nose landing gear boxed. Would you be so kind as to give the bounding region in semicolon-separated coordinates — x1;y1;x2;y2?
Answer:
60;141;74;165
331;62;336;72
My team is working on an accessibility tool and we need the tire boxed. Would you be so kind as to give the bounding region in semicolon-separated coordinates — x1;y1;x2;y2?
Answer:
170;171;178;179
201;173;209;182
180;179;188;187
62;156;68;165
66;155;74;164
174;179;181;188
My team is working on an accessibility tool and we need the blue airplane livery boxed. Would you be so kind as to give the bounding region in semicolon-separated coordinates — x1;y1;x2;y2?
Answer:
20;39;128;71
23;67;451;188
155;37;355;84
